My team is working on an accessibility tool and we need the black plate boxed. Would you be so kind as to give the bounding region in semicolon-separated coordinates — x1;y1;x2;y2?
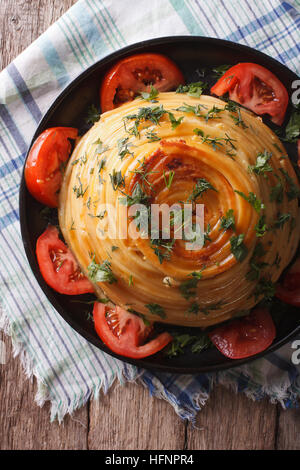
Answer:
19;36;300;374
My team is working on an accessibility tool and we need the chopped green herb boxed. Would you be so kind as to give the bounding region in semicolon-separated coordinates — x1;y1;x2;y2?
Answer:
285;107;300;142
179;271;203;300
88;259;117;284
212;64;231;77
86;104;100;124
279;168;300;201
270;177;284;203
272;212;291;229
145;130;161;142
176;81;207;98
186;301;200;316
150;238;175;264
119;182;151;207
249;150;273;176
139;85;159;102
255;215;268;237
234;190;265;213
109;169;125;191
187;178;218;202
72;178;88;198
167;111;184;130
220;209;235;231
145;303;166;319
163;170;175;189
117;137;134;160
253;277;275;301
176;103;207;117
229;107;248;129
230;234;248;262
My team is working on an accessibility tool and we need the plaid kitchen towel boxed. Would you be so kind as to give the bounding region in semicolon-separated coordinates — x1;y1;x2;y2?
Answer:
0;0;300;422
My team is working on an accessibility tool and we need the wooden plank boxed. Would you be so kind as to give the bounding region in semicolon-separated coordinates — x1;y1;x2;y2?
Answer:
277;407;300;450
0;332;88;450
88;381;186;450
186;385;277;450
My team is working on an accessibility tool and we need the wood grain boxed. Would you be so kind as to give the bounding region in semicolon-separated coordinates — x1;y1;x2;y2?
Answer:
88;382;186;450
0;0;299;451
186;385;277;450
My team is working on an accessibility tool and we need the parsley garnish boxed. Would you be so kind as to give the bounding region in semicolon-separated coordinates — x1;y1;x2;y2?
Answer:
167;111;184;130
117;137;134;160
88;259;117;284
249;150;273;176
145;303;166;319
285;107;300;142
212;64;231;77
86;104;101;124
109;169;125;191
270;176;284;203
279;168;300;201
230;234;248;262
166;333;212;357
179;271;203;300
163;170;175;189
119;182;151;207
72;178;88;198
220;209;235;231
145;130;161;142
234;190;264;213
176;81;207;98
255;215;268;237
150;238;175;264
253;277;275;301
187;178;218;202
272;212;291;229
139;85;159;102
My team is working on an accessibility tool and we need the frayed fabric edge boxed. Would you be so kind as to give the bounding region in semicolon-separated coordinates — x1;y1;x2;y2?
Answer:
137;373;216;425
0;304;132;423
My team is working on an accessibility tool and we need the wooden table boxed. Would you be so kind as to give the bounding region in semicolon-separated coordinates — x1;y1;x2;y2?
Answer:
0;0;299;450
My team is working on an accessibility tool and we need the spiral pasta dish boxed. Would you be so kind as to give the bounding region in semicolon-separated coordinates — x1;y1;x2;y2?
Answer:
58;92;299;327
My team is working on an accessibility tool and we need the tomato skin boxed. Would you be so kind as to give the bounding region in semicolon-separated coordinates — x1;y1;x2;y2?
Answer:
36;226;94;295
93;303;172;359
100;53;185;112
211;63;288;125
276;257;300;307
208;308;276;359
25;127;78;207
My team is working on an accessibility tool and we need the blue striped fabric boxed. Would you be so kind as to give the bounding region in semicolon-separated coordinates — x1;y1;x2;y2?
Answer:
0;0;299;422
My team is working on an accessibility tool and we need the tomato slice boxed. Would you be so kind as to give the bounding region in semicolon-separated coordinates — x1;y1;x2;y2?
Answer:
25;127;78;207
211;63;288;125
208;308;276;359
100;53;184;112
36;225;94;295
276;257;300;307
93;303;172;359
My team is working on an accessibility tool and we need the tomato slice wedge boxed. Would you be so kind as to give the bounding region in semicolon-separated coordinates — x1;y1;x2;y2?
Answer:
276;257;300;307
208;308;276;359
100;53;184;112
93;303;172;359
36;226;94;295
25;127;78;207
211;63;288;125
